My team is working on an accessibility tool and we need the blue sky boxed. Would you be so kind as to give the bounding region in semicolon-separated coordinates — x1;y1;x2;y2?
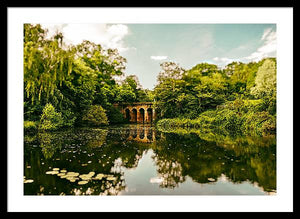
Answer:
42;23;276;90
121;24;276;90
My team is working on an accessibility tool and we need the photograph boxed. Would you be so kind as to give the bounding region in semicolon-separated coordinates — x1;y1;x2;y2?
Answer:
6;7;293;212
23;23;277;196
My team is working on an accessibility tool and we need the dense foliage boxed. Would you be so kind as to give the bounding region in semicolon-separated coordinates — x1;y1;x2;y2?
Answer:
82;105;109;126
39;103;63;131
154;58;276;136
24;24;153;130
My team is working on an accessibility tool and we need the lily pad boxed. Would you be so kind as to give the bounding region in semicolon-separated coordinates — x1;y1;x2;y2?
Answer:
208;178;215;182
94;174;105;180
53;168;60;171
93;177;101;180
107;176;116;181
66;176;79;182
66;171;76;175
78;180;88;185
60;170;67;173
46;171;59;175
88;172;95;177
66;172;79;177
24;179;34;183
79;173;92;179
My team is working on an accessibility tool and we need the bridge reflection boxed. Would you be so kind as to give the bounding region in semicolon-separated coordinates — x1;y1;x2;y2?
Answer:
125;125;157;143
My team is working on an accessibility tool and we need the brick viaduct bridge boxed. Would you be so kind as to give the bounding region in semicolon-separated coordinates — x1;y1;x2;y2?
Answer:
113;102;156;123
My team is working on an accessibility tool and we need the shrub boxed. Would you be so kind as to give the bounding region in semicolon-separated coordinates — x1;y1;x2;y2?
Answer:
39;103;63;131
242;99;265;113
261;117;276;136
214;109;243;135
24;121;38;132
82;105;108;126
262;95;276;115
242;111;276;136
196;110;217;129
156;111;216;130
106;106;125;124
222;99;264;114
156;104;276;136
61;110;77;128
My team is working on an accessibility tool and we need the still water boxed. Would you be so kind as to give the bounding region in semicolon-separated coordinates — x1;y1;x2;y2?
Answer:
24;124;276;195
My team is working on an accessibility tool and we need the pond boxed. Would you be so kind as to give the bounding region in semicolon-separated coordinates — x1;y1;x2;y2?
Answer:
24;124;276;195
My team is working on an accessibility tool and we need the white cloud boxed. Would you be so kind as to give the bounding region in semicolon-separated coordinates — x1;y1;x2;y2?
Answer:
150;56;168;61
212;28;276;66
212;57;235;66
245;28;276;62
40;23;130;52
150;177;164;184
261;28;273;41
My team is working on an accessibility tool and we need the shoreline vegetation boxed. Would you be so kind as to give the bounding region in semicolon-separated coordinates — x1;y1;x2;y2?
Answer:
24;24;276;138
156;98;276;137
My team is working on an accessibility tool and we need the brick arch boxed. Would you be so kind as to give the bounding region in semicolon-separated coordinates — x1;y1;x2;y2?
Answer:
131;108;137;123
124;108;131;122
146;108;153;123
138;108;145;123
113;102;156;123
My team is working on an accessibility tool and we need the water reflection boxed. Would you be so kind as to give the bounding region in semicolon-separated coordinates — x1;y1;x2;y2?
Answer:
24;125;276;195
153;132;276;193
126;125;156;143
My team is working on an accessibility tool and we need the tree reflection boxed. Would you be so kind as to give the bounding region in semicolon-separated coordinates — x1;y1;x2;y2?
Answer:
153;157;185;188
38;132;61;159
24;127;143;195
24;125;276;195
152;128;276;192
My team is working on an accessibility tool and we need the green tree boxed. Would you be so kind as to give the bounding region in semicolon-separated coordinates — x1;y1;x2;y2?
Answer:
251;59;276;98
24;24;129;126
106;106;125;124
154;62;186;118
24;24;73;103
193;72;228;110
82;105;109;126
39;103;63;130
118;75;153;102
250;58;276;115
115;84;136;103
